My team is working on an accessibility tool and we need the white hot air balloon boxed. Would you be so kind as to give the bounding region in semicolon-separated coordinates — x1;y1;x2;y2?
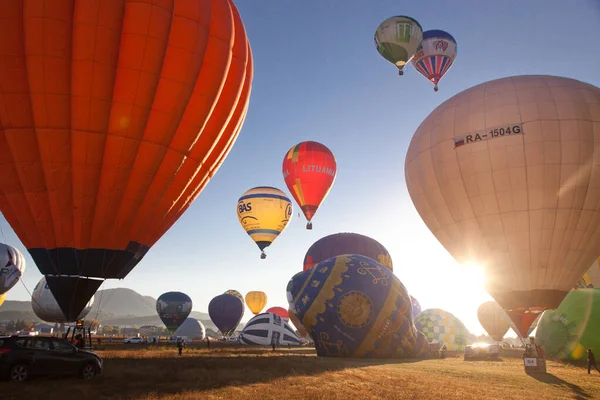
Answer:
32;276;94;323
173;318;205;340
239;312;301;347
405;75;600;338
0;243;26;295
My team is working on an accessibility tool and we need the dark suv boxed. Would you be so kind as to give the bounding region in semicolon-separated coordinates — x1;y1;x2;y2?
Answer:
0;335;103;381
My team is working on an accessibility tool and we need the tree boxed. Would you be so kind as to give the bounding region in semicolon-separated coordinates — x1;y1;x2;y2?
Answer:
86;319;100;332
15;319;26;331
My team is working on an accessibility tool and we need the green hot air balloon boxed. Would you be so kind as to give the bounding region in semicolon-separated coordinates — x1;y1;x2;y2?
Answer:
374;16;423;75
535;289;600;361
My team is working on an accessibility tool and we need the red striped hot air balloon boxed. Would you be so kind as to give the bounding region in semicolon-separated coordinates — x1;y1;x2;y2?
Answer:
282;141;336;229
0;0;253;321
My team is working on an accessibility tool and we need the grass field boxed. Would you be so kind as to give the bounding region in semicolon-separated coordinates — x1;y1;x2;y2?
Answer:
2;345;600;400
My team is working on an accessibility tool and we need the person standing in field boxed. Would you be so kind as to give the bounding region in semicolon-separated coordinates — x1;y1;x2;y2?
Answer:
206;336;210;349
588;349;599;374
177;339;184;356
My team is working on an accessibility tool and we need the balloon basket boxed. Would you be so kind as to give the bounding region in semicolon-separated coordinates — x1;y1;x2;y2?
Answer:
306;222;313;230
260;252;267;259
398;70;404;76
523;357;546;374
434;86;439;92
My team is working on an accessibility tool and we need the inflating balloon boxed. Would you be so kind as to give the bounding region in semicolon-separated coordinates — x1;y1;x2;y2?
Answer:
535;289;600;361
266;307;289;322
411;30;457;91
173;318;205;340
0;0;253;321
32;277;93;323
410;296;422;319
237;186;292;259
477;301;510;342
240;312;301;346
303;232;393;272
414;309;469;351
405;75;600;338
282;141;336;229
374;16;423;75
0;243;25;296
209;293;244;336
287;254;424;358
245;291;268;315
156;292;193;334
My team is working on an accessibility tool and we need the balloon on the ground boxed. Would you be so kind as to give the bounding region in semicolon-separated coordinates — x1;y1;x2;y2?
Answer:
287;254;424;358
477;301;510;341
245;291;268;315
224;290;245;304
266;307;289;322
410;296;422;319
303;232;393;272
536;289;600;361
414;309;469;351
0;0;253;321
374;16;423;75
405;75;600;338
573;259;600;289
0;292;6;307
239;312;301;346
0;243;25;296
288;308;308;338
173;318;205;340
209;293;244;336
411;30;457;91
32;277;93;323
156;292;193;333
282;141;336;229
237;186;292;259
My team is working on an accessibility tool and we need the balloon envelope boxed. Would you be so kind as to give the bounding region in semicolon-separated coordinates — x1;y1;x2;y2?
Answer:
414;309;469;351
287;254;426;358
240;312;301;346
224;290;245;304
0;0;253;320
156;292;193;333
237;186;292;258
265;307;289;322
374;16;423;72
288;308;308;338
245;291;268;315
209;293;244;336
31;277;93;323
0;292;6;308
405;75;600;337
477;301;510;342
573;258;600;289
303;232;393;272
173;318;205;340
410;296;422;319
282;141;336;229
535;289;600;360
411;30;457;90
0;243;25;295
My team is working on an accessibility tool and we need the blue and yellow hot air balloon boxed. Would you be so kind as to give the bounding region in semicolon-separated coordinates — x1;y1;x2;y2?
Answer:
237;186;292;259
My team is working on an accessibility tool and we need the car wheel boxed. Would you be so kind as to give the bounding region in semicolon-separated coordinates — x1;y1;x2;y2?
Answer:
80;363;97;380
10;364;29;382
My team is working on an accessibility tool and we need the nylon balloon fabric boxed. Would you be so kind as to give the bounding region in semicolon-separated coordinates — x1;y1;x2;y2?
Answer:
414;309;469;351
156;292;193;334
209;293;244;336
287;254;425;358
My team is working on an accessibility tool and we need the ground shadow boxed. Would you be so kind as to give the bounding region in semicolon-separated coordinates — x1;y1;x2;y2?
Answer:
0;350;426;400
527;372;591;399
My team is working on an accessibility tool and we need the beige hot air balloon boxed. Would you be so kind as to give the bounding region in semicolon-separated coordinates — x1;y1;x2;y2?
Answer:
405;75;600;338
478;301;510;341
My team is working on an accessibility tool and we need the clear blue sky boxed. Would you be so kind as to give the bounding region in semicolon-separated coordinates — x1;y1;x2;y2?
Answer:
2;0;600;336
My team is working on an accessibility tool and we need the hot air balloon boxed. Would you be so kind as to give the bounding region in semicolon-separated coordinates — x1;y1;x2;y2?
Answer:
224;290;244;304
0;0;253;321
209;293;244;336
237;187;292;259
509;313;542;338
173;318;205;340
374;16;423;75
245;291;268;315
410;296;422;319
405;75;600;338
0;293;6;308
303;232;393;272
573;259;600;289
287;254;425;358
536;289;600;360
266;306;289;322
0;243;25;295
156;292;193;334
282;141;336;229
477;301;510;342
288;308;308;338
414;309;469;351
239;312;301;346
410;30;457;91
31;277;94;323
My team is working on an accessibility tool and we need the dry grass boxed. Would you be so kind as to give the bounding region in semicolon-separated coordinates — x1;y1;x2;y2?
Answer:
2;345;600;400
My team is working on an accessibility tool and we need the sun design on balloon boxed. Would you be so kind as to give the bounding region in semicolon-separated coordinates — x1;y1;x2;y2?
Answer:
336;291;373;328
